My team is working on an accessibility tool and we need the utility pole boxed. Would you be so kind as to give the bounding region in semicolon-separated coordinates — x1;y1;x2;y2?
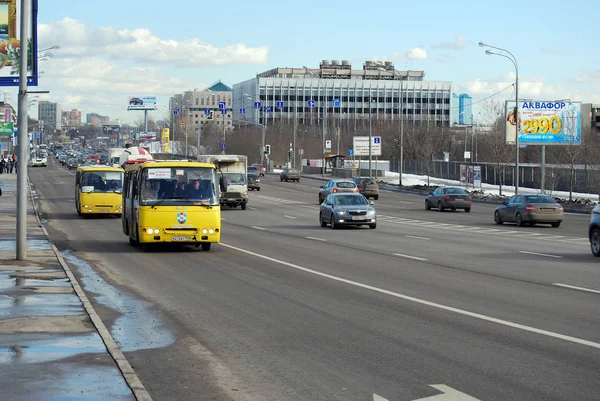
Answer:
16;0;30;260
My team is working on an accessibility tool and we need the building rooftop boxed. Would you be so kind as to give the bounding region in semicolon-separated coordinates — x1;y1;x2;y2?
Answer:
205;81;232;92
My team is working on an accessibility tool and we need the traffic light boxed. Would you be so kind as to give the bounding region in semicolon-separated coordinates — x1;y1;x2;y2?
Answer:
288;150;292;160
207;112;213;120
264;145;271;155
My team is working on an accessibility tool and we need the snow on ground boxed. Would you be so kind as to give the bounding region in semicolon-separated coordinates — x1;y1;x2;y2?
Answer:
380;171;600;202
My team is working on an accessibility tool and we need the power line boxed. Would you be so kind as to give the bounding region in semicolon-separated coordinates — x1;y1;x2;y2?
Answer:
452;83;515;110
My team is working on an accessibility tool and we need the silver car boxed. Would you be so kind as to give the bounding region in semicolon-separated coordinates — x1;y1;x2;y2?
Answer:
425;186;472;212
318;179;359;204
319;193;377;229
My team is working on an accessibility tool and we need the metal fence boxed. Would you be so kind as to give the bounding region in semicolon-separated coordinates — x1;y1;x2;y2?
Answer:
388;160;600;195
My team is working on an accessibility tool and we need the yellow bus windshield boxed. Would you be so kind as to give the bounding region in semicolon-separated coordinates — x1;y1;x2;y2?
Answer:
81;171;124;193
139;166;219;206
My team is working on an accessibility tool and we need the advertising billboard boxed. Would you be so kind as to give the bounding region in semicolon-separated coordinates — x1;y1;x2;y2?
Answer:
505;100;581;145
127;96;157;111
0;121;13;135
161;128;170;153
0;0;39;86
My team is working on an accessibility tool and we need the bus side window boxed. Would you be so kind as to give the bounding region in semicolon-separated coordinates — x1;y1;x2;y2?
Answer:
123;175;129;197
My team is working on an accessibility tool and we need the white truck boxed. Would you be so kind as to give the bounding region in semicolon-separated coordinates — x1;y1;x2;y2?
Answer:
109;147;126;167
198;154;248;210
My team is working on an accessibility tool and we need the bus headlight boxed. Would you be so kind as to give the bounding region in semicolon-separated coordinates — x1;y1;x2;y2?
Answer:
202;229;208;234
208;229;214;234
153;228;160;234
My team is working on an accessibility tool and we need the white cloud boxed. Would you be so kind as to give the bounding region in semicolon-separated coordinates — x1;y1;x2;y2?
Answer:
375;47;428;62
38;18;269;67
459;72;600;104
432;36;469;51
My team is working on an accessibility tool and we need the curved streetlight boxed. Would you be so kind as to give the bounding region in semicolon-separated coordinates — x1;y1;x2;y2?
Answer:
304;67;327;178
38;45;61;53
479;41;520;194
244;92;268;167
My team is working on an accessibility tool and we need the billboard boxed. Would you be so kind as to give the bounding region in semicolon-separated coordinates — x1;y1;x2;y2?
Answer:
0;0;39;86
127;96;157;111
0;122;13;136
161;128;170;153
353;136;382;156
505;100;581;145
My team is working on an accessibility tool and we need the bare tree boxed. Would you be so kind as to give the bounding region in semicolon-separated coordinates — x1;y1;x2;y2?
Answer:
479;100;513;195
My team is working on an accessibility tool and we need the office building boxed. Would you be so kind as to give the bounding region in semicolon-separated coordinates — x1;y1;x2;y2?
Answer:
582;103;600;132
38;101;62;130
451;93;472;125
170;81;234;133
62;109;82;128
232;60;452;126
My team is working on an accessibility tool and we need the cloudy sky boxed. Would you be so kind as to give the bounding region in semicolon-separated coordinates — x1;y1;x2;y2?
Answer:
11;0;599;124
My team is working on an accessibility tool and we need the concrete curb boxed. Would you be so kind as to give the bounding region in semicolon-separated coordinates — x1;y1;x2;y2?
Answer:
296;175;593;215
27;176;154;401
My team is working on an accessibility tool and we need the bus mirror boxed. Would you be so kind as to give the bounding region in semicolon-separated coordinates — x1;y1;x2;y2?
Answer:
219;176;228;192
81;186;94;193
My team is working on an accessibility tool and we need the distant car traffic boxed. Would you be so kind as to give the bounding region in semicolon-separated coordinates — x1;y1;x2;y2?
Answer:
589;204;600;257
318;180;359;204
248;173;261;191
247;166;259;176
280;168;300;182
319;193;377;229
31;156;47;167
250;164;265;176
352;177;379;200
494;194;563;227
425;187;472;212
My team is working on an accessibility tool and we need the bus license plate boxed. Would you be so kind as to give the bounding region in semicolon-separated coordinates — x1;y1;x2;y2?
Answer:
99;209;110;213
172;236;190;241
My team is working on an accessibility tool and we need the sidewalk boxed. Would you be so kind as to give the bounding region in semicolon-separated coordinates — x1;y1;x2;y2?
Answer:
0;173;149;401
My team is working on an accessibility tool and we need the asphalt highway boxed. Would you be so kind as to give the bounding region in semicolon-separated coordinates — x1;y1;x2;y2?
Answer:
29;158;600;401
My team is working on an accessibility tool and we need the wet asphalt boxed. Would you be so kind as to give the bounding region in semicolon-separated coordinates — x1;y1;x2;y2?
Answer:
0;172;136;401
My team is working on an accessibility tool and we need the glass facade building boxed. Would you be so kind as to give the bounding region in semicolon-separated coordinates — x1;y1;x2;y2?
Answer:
451;93;472;125
233;63;452;127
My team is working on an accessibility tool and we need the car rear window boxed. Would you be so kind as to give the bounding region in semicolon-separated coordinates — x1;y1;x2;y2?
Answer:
248;174;258;178
336;182;357;188
445;188;467;195
362;179;376;185
287;169;298;173
525;195;555;203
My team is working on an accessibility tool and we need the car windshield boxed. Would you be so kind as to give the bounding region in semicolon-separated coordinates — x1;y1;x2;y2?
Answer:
334;195;368;205
140;167;219;206
336;182;356;188
525;195;556;204
222;172;246;185
81;171;123;193
444;188;467;195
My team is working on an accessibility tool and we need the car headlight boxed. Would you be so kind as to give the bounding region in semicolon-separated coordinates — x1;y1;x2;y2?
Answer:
336;210;346;215
367;210;376;216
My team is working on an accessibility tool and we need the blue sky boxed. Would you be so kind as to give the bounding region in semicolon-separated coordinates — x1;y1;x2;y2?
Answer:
21;0;598;124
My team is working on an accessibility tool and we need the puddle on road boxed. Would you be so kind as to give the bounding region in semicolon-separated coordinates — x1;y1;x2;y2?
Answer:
62;251;176;352
0;271;71;291
0;293;83;319
0;239;52;252
0;332;106;364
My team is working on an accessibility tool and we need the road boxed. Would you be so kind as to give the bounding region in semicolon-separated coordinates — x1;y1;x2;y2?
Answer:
29;158;600;401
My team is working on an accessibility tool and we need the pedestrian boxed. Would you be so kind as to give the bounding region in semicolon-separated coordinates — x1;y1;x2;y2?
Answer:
9;159;14;173
0;158;6;174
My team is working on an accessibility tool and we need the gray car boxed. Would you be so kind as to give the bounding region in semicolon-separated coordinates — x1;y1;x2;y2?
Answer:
319;193;377;229
280;168;300;182
425;186;472;212
495;194;563;227
318;179;359;204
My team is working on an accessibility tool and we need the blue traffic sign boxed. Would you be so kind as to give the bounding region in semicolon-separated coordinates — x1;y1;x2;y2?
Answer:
173;109;180;115
254;102;262;109
221;109;227;115
276;101;284;109
307;100;315;108
347;149;354;157
218;101;226;109
332;99;340;107
265;107;272;113
204;109;211;115
240;108;246;114
374;137;381;144
221;141;226;149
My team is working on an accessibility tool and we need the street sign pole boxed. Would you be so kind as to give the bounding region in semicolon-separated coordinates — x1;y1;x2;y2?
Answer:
16;0;30;260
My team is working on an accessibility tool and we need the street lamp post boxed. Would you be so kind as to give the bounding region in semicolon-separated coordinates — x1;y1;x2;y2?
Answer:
479;42;520;194
304;68;327;178
244;93;267;167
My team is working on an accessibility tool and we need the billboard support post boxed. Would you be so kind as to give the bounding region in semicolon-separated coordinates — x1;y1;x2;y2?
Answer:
16;0;30;260
144;110;148;136
541;145;546;193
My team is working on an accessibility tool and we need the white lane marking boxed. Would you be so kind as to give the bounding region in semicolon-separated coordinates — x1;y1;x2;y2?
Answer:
219;243;600;350
248;207;259;211
519;250;563;259
284;215;297;220
553;283;600;294
406;235;430;241
393;253;428;261
251;226;265;231
305;236;327;242
412;384;482;401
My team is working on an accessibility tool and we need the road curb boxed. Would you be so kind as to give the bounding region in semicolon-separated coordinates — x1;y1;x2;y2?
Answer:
27;175;154;401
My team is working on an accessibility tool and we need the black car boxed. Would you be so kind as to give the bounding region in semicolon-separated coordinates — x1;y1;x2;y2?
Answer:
248;173;261;191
